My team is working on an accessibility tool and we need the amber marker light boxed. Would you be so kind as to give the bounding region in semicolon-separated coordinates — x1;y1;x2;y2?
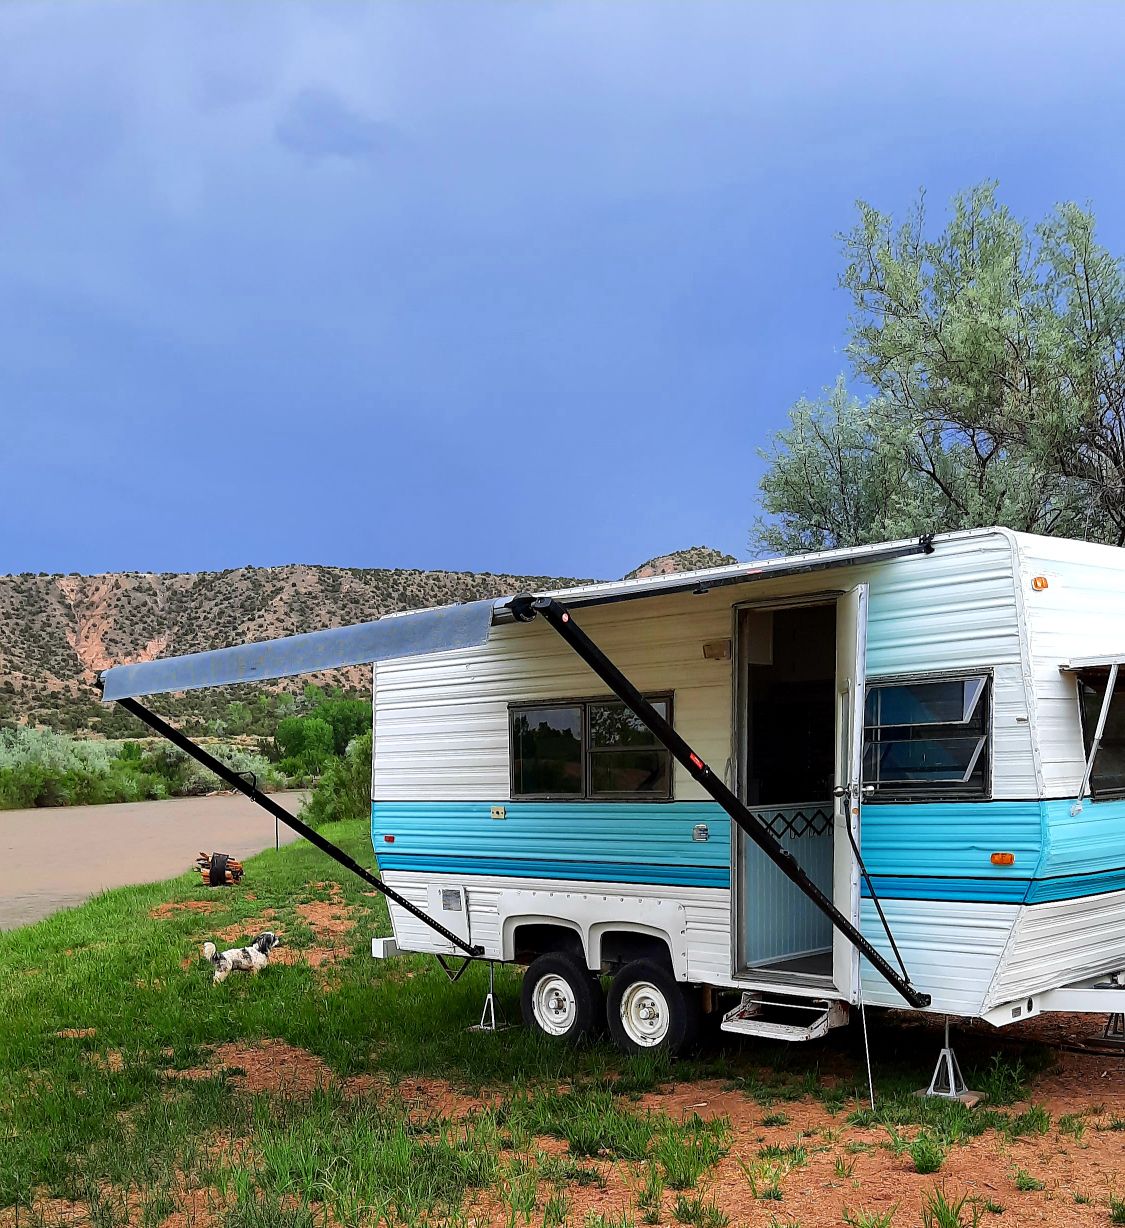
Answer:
991;851;1015;866
1031;576;1049;591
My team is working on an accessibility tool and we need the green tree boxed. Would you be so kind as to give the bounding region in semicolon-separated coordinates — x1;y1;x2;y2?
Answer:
309;697;372;756
274;715;334;773
756;183;1125;550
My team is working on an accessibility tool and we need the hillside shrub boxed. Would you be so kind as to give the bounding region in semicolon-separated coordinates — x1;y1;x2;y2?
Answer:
0;728;282;809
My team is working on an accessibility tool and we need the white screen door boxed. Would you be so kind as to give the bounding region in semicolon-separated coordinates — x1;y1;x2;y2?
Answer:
832;583;868;1000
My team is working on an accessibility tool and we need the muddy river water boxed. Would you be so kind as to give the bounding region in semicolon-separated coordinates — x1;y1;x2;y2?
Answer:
0;791;306;930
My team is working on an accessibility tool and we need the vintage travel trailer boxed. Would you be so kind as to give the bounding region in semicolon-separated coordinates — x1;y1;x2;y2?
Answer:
101;528;1125;1059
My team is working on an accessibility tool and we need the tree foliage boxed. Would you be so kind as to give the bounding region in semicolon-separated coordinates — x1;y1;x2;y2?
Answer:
756;183;1125;551
274;715;335;774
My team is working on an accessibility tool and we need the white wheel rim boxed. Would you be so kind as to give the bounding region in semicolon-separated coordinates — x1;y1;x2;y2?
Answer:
532;973;577;1036
619;980;670;1047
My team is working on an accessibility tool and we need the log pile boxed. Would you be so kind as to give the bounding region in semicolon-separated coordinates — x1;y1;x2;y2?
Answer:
195;851;244;887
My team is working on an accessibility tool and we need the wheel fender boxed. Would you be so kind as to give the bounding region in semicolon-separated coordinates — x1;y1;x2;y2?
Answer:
500;912;583;963
587;920;687;980
497;888;688;976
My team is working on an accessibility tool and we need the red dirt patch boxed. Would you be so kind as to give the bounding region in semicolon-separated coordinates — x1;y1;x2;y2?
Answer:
342;1073;495;1119
53;1027;96;1039
294;882;356;967
209;911;279;946
173;1039;333;1096
149;900;222;920
86;1049;125;1074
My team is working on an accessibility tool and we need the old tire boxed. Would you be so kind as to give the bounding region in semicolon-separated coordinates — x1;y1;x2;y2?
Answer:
607;959;702;1056
521;952;604;1043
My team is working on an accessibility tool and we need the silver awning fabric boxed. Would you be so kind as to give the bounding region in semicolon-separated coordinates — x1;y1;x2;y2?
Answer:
100;600;495;700
1060;653;1125;671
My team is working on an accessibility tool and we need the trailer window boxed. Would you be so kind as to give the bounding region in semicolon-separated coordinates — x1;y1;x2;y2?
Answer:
510;696;673;800
588;699;672;797
511;705;584;796
863;675;989;799
1077;672;1125;797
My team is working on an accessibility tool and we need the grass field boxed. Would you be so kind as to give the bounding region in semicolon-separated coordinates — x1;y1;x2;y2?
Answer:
2;818;1123;1227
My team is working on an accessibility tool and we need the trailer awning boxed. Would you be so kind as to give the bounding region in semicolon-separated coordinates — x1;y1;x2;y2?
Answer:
99;533;942;701
1060;654;1125;671
99;599;495;700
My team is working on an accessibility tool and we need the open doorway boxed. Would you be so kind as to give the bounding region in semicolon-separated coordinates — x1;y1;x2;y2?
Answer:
735;600;837;983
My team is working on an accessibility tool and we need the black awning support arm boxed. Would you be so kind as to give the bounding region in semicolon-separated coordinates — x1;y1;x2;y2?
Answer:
508;596;930;1010
112;695;484;959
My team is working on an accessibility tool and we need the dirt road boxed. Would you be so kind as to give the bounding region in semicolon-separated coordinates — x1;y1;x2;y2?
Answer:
0;792;307;930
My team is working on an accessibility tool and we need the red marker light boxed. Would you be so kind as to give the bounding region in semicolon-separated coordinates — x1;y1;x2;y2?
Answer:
383;834;395;843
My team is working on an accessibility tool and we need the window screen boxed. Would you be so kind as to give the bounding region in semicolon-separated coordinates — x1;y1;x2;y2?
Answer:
1077;671;1125;797
863;675;989;798
510;696;673;799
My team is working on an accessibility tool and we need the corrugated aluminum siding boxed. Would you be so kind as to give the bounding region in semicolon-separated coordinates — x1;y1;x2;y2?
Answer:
373;530;1033;802
985;885;1125;1007
381;869;734;984
373;591;736;802
859;898;1018;1014
1010;531;1125;798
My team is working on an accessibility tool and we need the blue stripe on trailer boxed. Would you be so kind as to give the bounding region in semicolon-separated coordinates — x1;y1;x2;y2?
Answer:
859;799;1043;880
862;875;1032;904
372;798;732;881
372;798;1125;904
376;852;730;888
1025;865;1125;903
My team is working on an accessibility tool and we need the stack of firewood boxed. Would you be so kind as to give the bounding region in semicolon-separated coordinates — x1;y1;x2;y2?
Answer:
195;851;244;887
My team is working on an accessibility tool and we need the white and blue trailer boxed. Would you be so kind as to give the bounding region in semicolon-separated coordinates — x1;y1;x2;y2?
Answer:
100;528;1125;1060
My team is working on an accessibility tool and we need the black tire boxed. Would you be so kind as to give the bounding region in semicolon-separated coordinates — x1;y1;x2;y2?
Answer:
520;952;604;1044
607;959;702;1056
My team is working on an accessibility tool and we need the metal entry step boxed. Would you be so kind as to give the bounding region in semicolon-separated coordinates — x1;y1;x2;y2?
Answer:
721;992;848;1042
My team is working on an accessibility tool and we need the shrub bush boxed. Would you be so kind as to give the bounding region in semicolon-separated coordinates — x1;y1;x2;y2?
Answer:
302;731;372;828
274;716;335;774
0;727;281;809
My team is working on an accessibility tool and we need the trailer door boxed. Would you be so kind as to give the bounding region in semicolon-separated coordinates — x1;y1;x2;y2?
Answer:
833;583;868;1002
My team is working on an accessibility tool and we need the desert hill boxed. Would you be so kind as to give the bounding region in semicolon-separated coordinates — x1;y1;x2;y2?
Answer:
0;547;736;732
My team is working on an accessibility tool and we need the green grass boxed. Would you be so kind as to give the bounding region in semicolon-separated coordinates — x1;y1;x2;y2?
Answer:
0;811;1072;1226
1013;1166;1044;1192
909;1131;947;1174
672;1193;729;1227
843;1208;896;1227
920;1185;981;1228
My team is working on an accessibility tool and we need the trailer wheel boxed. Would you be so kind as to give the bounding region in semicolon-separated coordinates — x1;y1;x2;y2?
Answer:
521;952;603;1043
607;959;701;1055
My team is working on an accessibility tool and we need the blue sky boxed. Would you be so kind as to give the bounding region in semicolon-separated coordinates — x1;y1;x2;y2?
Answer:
3;2;1125;580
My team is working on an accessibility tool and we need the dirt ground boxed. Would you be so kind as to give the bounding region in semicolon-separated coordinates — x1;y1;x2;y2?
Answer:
143;1010;1125;1228
0;792;305;930
10;859;1125;1227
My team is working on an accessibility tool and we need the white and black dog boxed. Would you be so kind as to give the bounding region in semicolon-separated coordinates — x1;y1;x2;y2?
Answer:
202;932;282;985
